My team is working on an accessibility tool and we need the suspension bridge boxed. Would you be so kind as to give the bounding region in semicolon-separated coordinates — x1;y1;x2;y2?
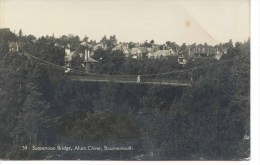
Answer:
69;74;192;87
20;52;241;87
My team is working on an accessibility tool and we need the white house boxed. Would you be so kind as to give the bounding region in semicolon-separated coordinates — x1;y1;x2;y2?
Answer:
9;42;19;52
178;54;187;65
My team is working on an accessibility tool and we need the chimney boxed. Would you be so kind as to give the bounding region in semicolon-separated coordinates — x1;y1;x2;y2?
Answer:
85;49;88;61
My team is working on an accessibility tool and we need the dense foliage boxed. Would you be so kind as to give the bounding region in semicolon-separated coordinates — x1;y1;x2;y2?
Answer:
0;31;250;160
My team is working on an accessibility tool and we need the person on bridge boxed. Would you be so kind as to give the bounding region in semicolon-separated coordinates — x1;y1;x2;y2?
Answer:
137;75;141;83
65;67;71;74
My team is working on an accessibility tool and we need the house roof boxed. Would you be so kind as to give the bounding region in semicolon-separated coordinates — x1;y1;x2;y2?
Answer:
112;44;129;51
130;48;141;55
9;42;18;47
123;48;131;54
147;48;154;52
139;47;148;54
152;50;173;57
214;52;222;60
178;54;186;59
66;50;98;63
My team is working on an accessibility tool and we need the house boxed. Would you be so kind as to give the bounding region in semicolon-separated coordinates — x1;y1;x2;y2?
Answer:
112;43;129;51
148;49;174;59
82;49;99;73
65;44;74;62
124;47;149;59
112;43;131;57
213;48;227;60
139;47;148;54
214;50;223;60
130;47;143;59
188;45;218;58
9;42;19;52
93;42;107;51
65;45;98;73
123;48;131;57
178;54;187;65
222;48;228;54
0;28;10;33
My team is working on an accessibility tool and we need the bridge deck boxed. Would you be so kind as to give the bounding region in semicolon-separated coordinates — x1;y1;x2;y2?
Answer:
69;75;192;87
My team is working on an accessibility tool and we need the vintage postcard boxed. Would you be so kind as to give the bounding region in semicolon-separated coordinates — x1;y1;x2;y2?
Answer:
0;0;251;161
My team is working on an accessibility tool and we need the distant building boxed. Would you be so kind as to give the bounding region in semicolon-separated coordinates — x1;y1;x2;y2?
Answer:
65;44;74;62
112;43;129;51
0;28;10;33
130;47;143;59
213;48;227;60
214;51;223;60
93;42;107;51
149;49;174;58
82;49;98;73
9;42;19;52
64;45;98;73
112;43;132;57
178;54;187;65
188;45;217;58
123;48;131;57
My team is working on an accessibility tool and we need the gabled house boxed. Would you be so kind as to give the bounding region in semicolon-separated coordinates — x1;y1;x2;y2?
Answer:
139;47;148;54
123;48;131;57
65;45;98;73
214;50;223;60
213;48;227;60
148;49;174;59
9;42;19;52
189;45;218;58
123;47;149;59
82;49;98;73
130;47;143;59
93;42;107;51
146;52;153;59
112;43;129;51
178;54;187;65
112;43;131;57
65;44;74;62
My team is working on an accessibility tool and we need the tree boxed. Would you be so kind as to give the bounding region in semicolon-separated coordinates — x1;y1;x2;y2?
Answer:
100;35;108;44
83;35;89;43
143;40;150;47
19;29;23;37
70;53;84;71
11;83;51;144
128;42;135;49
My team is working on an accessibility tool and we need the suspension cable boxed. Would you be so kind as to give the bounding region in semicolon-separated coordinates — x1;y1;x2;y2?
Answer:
22;52;246;77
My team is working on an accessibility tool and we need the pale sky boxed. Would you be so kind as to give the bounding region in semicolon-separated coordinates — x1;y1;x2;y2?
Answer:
0;0;250;45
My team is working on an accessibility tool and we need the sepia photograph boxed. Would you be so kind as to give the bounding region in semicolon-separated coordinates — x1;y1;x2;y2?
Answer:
0;0;253;161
